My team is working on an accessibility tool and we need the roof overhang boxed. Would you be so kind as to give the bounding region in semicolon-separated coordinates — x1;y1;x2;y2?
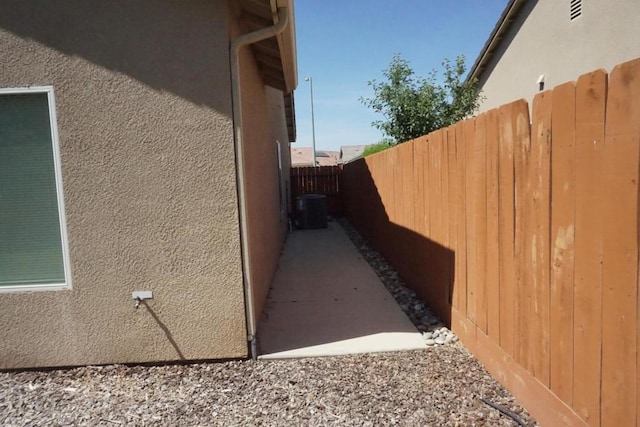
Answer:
236;0;298;93
235;0;298;141
466;0;526;83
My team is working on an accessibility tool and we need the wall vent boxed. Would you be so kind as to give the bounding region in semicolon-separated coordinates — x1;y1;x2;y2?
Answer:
570;0;582;20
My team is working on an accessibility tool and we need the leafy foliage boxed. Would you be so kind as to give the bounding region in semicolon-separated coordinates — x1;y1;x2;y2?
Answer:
360;54;483;144
362;141;393;157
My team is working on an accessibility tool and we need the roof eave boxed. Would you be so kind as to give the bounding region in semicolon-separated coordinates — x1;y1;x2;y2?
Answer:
273;0;298;93
466;0;526;83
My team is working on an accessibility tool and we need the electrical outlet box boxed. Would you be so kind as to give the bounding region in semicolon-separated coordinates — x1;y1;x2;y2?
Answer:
132;291;153;300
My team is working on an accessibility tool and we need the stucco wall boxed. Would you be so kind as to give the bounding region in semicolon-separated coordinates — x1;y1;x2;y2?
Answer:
229;13;291;329
0;0;248;369
477;0;640;112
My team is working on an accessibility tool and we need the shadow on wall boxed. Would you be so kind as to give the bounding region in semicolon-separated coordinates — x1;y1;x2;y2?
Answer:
141;301;186;361
0;0;231;113
342;159;455;326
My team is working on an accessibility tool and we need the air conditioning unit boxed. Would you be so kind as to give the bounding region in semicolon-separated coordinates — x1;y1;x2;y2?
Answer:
296;194;328;229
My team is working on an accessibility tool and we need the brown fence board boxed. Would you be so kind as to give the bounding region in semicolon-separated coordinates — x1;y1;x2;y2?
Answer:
390;147;402;268
402;141;416;231
422;136;432;239
601;59;640;427
447;127;458;307
473;113;488;333
429;131;442;246
457;121;469;315
440;129;450;248
530;91;552;386
573;69;606;426
461;118;475;318
465;116;479;327
413;137;427;238
413;137;429;296
379;149;391;262
513;102;532;372
441;129;453;310
427;131;444;311
550;81;576;406
400;141;416;280
497;101;523;358
486;109;500;341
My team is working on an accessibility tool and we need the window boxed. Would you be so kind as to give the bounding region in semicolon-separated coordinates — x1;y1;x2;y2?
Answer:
0;87;72;292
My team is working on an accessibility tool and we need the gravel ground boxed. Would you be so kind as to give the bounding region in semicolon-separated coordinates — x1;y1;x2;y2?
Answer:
0;219;537;427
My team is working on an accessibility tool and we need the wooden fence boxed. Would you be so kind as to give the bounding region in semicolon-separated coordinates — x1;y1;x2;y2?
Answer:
290;165;342;216
342;58;640;426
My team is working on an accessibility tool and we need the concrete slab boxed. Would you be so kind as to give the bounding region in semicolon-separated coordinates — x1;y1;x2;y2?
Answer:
258;221;426;359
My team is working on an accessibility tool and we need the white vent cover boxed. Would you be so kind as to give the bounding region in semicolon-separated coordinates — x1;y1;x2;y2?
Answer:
570;0;582;20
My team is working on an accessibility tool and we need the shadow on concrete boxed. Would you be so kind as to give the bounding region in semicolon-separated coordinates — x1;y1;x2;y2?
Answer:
257;222;428;358
341;157;456;327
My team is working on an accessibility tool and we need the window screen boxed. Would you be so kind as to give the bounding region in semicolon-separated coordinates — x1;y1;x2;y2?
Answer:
0;91;67;287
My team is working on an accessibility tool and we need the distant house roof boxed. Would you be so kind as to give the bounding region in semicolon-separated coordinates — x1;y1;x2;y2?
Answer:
338;145;366;164
466;0;527;83
291;147;339;167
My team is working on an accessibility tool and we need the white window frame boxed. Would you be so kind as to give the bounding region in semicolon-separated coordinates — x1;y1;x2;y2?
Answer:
0;86;72;293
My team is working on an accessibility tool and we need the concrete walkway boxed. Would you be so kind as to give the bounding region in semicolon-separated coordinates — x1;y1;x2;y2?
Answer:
258;221;426;359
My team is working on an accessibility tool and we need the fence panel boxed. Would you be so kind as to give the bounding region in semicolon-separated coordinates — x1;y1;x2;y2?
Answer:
342;58;640;426
290;165;342;216
530;91;552;387
497;100;521;358
600;59;639;427
454;122;468;316
550;81;576;405
446;127;458;308
485;109;500;341
573;69;606;426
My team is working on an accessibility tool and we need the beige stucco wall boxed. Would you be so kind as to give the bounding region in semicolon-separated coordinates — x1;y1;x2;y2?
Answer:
231;17;291;329
477;0;640;112
0;0;249;369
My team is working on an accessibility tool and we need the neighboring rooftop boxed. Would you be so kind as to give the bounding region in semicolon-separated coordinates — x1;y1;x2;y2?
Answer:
339;145;367;164
291;147;340;167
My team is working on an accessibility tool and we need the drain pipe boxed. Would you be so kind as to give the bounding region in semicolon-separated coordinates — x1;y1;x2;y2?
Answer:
230;7;290;360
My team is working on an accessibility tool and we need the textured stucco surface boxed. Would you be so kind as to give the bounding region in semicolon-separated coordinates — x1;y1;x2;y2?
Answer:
233;22;291;329
477;0;640;112
0;0;249;369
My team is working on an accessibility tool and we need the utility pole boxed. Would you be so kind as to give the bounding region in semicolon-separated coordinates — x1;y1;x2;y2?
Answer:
305;75;317;166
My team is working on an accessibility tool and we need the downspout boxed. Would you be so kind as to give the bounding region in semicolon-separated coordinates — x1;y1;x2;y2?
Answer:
230;7;290;360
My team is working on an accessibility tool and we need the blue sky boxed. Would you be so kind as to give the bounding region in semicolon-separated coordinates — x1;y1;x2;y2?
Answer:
293;0;508;152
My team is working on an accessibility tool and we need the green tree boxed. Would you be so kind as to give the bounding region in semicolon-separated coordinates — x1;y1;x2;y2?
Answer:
362;140;393;157
360;54;482;144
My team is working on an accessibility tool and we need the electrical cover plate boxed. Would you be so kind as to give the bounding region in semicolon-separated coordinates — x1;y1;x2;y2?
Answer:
132;291;153;300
